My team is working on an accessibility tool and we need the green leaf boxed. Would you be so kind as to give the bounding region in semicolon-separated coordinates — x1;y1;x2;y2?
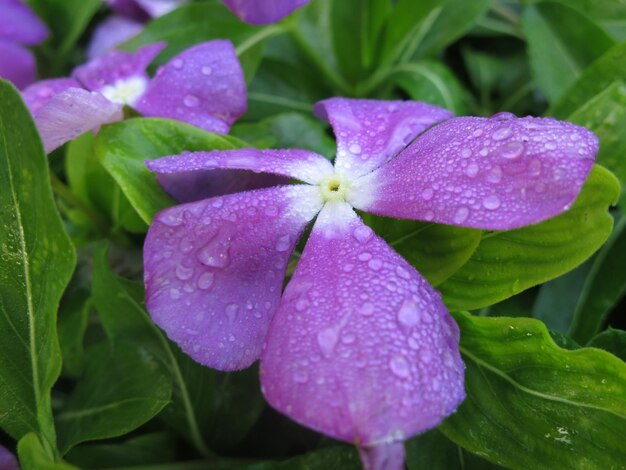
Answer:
391;60;468;114
438;165;619;311
56;341;172;454
245;446;360;470
231;112;336;158
0;80;76;448
550;40;626;119
570;216;626;343
17;433;78;470
522;2;615;104
95;118;244;225
362;214;481;286
589;328;626;361
91;245;264;454
441;312;626;469
28;0;100;54
566;81;626;207
122;2;284;81
57;292;90;378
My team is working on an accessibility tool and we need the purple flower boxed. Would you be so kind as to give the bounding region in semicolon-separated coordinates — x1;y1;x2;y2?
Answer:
142;99;597;468
0;0;48;89
21;41;246;154
222;0;311;24
0;444;18;470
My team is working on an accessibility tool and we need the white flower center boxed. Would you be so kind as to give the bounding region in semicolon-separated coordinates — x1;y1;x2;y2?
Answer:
100;76;148;106
319;173;352;202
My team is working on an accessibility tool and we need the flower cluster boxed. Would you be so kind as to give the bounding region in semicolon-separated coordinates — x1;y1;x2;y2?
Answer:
143;98;597;467
22;40;246;153
0;0;48;89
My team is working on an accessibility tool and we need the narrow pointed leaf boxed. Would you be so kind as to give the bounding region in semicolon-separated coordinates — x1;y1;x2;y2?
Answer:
0;80;75;446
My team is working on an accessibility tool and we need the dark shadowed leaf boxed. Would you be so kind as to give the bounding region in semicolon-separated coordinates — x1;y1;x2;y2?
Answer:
589;329;626;361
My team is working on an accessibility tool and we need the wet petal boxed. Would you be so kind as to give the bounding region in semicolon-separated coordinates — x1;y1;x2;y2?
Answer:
136;40;246;133
22;78;83;114
261;202;465;450
134;0;188;17
0;0;48;45
148;148;334;201
144;185;323;371
359;442;405;470
0;444;18;470
106;0;149;21
222;0;310;25
87;16;144;59
0;40;36;89
32;88;123;153
352;115;597;230
314;98;453;178
72;42;165;99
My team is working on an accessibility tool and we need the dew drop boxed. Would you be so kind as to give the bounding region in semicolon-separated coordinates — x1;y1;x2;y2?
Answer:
295;298;309;312
275;234;291;252
201;65;212;75
353;225;373;244
358;252;372;262
184;94;200;107
461;148;472;158
490;112;515;121
198;272;214;290
487;166;503;183
528;158;542;177
225;304;239;322
421;188;434;200
317;327;340;358
545;142;557;150
499;141;524;159
172;58;184;69
397;299;420;327
368;258;383;271
453;206;469;224
492;126;512;141
423;210;434;221
293;370;309;383
395;266;411;280
176;264;194;280
465;162;479;178
179;237;194;253
197;237;231;268
169;288;181;300
389;355;410;378
349;143;362;154
482;194;501;210
359;302;375;316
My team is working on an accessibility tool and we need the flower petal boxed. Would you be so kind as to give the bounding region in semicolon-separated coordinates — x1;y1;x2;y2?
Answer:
87;16;144;59
22;78;83;114
0;444;18;470
0;40;36;89
136;40;246;133
134;0;188;17
0;0;48;45
144;185;323;371
32;88;123;153
313;98;453;178
72;42;165;93
261;202;465;449
222;0;310;25
352;115;598;230
106;0;149;21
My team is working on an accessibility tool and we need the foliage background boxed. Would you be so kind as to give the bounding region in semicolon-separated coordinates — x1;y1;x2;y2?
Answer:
1;0;626;468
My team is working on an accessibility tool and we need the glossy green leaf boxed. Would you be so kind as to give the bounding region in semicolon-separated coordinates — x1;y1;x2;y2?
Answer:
570;217;626;343
391;60;468;114
522;2;615;104
566;81;626;207
92;245;264;454
550;40;626;119
231;112;336;158
95;118;244;225
589;328;626;361
438;165;619;311
123;2;283;81
0;81;75;447
17;433;77;470
56;341;172;454
441;312;626;469
406;429;503;470
245;446;360;470
362;214;481;286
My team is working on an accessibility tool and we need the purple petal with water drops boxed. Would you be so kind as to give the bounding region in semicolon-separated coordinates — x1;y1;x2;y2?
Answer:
261;201;465;460
0;444;18;470
72;42;165;99
32;88;123;153
0;39;36;89
147;148;334;202
22;78;83;114
134;0;188;17
144;185;323;371
222;0;310;25
136;40;246;134
352;115;597;230
313;98;453;179
87;16;144;59
0;0;48;45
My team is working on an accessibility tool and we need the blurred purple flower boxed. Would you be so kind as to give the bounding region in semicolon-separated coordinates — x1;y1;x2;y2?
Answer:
22;40;246;153
0;444;18;470
142;98;597;468
222;0;311;24
0;0;48;89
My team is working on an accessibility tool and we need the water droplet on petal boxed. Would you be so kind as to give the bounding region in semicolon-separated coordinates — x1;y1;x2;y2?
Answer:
465;162;479;178
184;94;200;107
499;141;524;159
490;112;515;121
389;355;410;378
492;126;512;141
453;206;469;224
353;225;373;244
421;188;434;200
349;143;362;154
317;327;340;358
201;65;212;75
482;194;501;210
368;258;383;271
176;264;194;280
395;266;411;280
198;272;214;290
172;58;184;69
225;304;239;322
528;159;542;177
461;148;472;158
198;236;231;268
359;302;375;316
295;298;309;312
397;299;420;327
275;234;291;252
294;370;309;383
487;166;503;183
169;288;181;300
